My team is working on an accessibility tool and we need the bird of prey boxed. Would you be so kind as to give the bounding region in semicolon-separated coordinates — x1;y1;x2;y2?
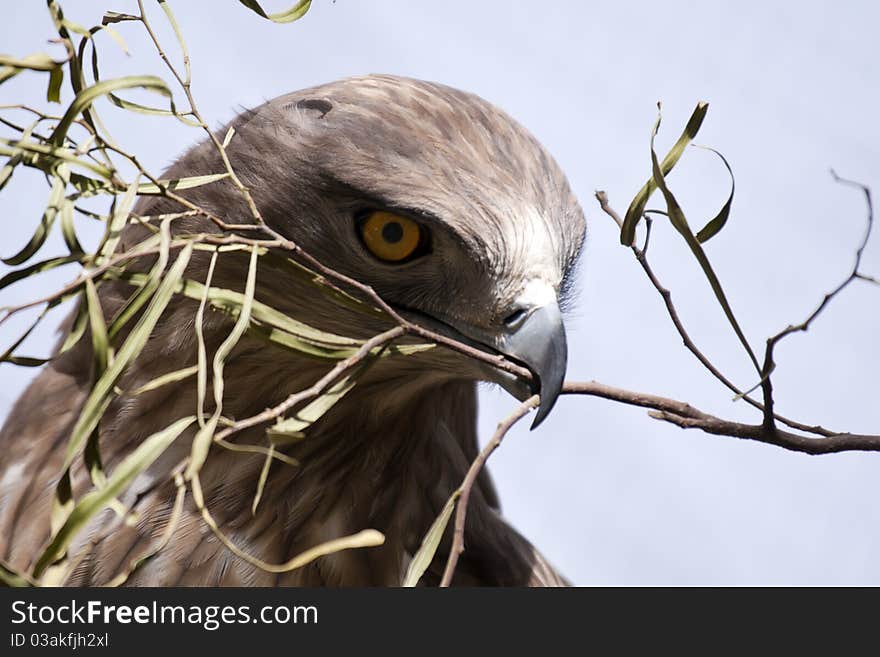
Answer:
0;75;585;586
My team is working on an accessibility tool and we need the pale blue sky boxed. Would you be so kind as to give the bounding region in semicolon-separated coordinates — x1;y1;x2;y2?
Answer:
1;1;878;584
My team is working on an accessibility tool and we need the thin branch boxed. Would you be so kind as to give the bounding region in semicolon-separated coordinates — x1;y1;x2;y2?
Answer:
439;395;539;587
595;190;839;437
0;233;286;328
760;172;875;429
561;381;880;454
214;326;406;441
437;379;880;584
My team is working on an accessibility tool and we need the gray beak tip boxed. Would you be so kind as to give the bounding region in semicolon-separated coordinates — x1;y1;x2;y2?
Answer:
499;302;567;431
530;397;554;430
528;353;565;430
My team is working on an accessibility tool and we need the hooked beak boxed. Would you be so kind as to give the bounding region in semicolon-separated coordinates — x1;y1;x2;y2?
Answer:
495;302;567;429
392;295;568;429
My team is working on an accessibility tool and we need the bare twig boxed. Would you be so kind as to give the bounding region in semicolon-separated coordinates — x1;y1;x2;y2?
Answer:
214;326;406;441
439;395;539;587
561;381;880;454
595;190;842;437
760;172;875;429
437;378;880;584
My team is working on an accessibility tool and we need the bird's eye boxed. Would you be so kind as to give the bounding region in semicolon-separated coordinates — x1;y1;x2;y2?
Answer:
357;210;427;263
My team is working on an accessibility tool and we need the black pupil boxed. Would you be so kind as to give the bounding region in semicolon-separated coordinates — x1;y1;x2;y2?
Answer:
382;221;405;244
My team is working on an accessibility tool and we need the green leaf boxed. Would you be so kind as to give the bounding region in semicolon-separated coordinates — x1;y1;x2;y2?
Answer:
68;172;113;196
0;120;41;193
267;374;357;440
107;218;172;339
222;126;236;148
135;173;229;195
122;271;370;358
101;24;130;56
185;247;259;479
0;52;61;73
4;356;51;367
93;175;140;266
46;65;63;103
131;365;199;396
101;11;139;24
251;445;275;514
0;302;55;364
0;255;80;291
48;76;172;147
105;476;186;587
63;243;194;471
647;108;760;372
34;416;196;578
195;250;219;430
58;294;89;354
59;198;84;255
262;251;386;319
84;278;109;377
67;173;230;198
238;0;312;23
0;285;88;365
693;145;736;243
621;101;708;246
267;356;378;442
157;0;190;81
81;27;197;127
2;173;67;265
403;490;460;587
0;52;65;92
0;561;32;587
0;139;114;180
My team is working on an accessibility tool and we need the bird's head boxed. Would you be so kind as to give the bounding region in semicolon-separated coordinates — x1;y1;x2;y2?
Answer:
186;75;586;427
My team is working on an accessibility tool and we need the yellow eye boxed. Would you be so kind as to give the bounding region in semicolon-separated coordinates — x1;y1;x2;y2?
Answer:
358;210;425;263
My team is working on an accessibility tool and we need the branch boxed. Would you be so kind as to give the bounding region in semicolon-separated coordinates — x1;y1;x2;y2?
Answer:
439;395;539;587
595;190;866;438
760;171;875;429
214;326;406;441
438;379;880;585
561;381;880;455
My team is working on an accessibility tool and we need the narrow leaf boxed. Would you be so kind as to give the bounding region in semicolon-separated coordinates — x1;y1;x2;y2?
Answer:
251;445;275;515
185;247;259;479
267;373;359;441
0;561;33;587
0;139;114;180
403;490;460;587
63;243;193;470
694;145;736;243
0;255;80;291
647;110;760;372
135;173;229;195
621;101;708;246
107;217;172;339
46;65;63;103
34;416;196;578
3;173;67;265
131;365;199;396
93;175;139;266
84;278;109;376
48;76;172;147
238;0;312;23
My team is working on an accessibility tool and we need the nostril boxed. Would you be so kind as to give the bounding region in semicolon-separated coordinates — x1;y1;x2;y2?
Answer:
503;308;528;329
